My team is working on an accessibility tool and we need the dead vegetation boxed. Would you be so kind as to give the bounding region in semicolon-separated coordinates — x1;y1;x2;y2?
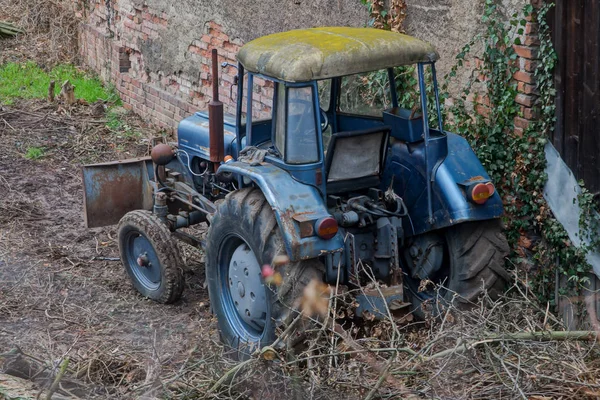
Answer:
0;0;81;64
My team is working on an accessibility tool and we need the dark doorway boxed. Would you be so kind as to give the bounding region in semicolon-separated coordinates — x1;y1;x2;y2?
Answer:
549;1;600;193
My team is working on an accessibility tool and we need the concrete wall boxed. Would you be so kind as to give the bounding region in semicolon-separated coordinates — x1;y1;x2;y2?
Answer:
79;0;530;131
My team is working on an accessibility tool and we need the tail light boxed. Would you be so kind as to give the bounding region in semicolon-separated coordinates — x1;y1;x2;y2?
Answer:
470;182;495;204
315;217;338;240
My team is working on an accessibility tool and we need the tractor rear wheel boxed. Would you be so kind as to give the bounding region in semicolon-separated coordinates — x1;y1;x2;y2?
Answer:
205;188;323;360
404;219;510;319
118;210;184;304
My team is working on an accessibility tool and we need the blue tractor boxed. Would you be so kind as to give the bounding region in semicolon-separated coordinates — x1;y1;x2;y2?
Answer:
83;27;509;358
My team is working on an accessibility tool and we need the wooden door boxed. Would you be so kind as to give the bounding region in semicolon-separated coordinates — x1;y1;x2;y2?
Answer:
550;0;600;193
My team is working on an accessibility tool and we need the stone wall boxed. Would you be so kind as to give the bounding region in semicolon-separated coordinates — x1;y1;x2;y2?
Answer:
78;0;535;132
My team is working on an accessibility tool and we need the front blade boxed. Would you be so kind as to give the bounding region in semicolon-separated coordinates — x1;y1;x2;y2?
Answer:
82;157;154;228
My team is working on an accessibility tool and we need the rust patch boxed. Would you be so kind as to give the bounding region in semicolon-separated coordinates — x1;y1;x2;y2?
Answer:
82;158;153;228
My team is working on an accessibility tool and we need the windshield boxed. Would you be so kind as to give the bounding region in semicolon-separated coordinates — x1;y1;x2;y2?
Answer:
274;85;319;165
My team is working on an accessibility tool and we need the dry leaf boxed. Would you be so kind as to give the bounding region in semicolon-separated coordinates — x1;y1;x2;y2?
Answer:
300;279;331;318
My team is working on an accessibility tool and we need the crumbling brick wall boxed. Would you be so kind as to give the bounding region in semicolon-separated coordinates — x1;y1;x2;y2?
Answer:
80;4;249;129
78;0;367;131
513;0;544;137
79;0;537;133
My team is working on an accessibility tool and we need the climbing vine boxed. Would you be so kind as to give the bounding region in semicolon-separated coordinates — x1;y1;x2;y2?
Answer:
443;1;593;304
360;0;407;33
360;0;596;306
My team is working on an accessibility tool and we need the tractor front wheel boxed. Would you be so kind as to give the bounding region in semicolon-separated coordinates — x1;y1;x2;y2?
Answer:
117;210;184;304
404;219;510;318
205;188;322;360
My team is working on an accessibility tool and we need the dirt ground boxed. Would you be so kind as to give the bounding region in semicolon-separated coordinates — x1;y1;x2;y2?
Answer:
0;97;223;398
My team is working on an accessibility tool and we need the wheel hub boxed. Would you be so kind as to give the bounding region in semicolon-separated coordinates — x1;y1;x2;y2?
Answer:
126;233;162;290
405;233;445;280
137;253;150;267
228;243;267;331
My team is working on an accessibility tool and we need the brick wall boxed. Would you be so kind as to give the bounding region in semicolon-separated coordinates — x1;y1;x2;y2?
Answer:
79;1;273;131
78;0;537;135
513;0;543;136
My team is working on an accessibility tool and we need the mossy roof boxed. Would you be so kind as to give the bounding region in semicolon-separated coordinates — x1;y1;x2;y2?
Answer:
237;27;439;82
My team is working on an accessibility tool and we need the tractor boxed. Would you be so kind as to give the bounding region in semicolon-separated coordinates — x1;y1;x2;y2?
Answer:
83;27;509;358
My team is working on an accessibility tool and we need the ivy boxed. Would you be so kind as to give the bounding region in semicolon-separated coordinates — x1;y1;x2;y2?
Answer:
444;1;595;304
360;0;597;307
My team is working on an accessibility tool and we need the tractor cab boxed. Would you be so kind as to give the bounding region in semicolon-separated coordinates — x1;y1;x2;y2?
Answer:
232;28;445;204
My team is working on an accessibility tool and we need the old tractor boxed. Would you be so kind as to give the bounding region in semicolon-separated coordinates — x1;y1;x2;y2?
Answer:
83;27;509;358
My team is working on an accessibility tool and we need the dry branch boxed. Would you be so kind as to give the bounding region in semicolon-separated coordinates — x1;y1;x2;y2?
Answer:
0;0;79;63
44;357;69;400
48;80;55;102
0;21;23;36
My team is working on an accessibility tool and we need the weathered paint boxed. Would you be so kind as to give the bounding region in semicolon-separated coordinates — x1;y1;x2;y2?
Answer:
178;111;238;160
382;132;504;235
237;27;439;82
217;161;344;261
355;285;408;320
82;158;154;228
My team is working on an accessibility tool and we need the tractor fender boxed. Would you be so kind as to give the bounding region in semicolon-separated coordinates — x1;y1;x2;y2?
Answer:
433;133;504;223
384;132;504;235
217;161;344;262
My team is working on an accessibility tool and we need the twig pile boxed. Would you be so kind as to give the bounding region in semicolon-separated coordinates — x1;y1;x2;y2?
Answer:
0;99;149;164
0;0;81;63
170;279;600;400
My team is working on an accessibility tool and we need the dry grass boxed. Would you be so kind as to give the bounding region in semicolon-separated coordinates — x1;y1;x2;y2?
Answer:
0;0;81;64
184;277;600;400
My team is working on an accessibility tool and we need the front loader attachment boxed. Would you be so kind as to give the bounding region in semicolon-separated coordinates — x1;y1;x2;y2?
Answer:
82;157;155;228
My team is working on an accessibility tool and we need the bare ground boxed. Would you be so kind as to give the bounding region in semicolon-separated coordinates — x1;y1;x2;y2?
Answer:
0;99;221;399
0;99;348;400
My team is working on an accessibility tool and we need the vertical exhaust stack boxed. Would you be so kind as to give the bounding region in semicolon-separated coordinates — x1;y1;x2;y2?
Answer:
209;48;225;167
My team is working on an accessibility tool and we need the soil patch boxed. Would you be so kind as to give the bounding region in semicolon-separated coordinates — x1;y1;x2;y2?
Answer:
0;99;214;398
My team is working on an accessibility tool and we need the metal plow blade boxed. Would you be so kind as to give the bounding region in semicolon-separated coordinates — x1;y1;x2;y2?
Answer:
82;157;154;228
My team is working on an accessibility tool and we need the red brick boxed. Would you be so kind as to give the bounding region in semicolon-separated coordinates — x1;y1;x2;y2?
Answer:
475;104;490;118
476;94;491;107
514;126;524;137
124;19;137;29
525;22;538;35
211;36;224;46
514;45;538;59
517;81;535;95
521;58;537;72
524;35;540;46
514;116;530;129
514;70;534;84
521;106;537;120
515;93;536;107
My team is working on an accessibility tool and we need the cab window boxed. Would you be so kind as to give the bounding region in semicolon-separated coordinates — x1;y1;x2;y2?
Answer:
274;85;319;165
338;71;392;117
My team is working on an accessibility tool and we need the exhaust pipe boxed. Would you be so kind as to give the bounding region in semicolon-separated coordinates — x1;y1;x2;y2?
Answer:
209;48;225;167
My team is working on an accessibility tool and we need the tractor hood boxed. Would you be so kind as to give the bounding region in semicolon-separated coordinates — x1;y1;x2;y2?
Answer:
177;111;238;160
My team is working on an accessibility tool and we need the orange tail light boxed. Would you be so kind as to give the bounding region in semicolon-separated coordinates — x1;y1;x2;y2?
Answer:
315;217;338;240
470;182;495;204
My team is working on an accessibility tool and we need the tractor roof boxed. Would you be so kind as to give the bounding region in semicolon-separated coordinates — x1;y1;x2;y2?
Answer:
237;27;439;83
